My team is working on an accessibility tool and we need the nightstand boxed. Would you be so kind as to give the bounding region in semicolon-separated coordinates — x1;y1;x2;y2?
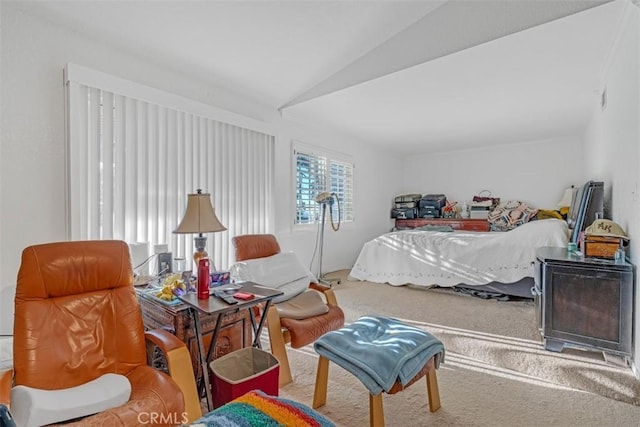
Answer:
534;247;634;361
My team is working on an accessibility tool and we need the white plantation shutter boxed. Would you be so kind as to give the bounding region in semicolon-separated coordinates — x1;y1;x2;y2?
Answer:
65;64;274;270
294;143;354;225
329;159;354;222
295;151;326;224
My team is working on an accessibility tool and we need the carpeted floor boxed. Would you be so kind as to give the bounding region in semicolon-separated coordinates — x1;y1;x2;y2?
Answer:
277;270;640;427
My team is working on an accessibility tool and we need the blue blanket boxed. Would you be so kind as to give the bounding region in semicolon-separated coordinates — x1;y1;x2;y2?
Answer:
314;315;445;395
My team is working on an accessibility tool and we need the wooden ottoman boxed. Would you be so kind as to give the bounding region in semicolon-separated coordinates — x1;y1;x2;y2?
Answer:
311;316;443;427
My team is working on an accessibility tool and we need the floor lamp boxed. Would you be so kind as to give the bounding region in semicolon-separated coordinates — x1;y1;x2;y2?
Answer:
315;192;341;286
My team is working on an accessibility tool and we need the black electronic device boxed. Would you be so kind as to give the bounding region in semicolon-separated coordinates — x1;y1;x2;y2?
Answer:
391;207;417;219
419;194;447;209
394;194;422;209
212;290;238;304
419;206;440;218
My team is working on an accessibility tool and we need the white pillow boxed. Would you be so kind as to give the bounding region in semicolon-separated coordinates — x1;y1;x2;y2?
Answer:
230;252;317;303
11;373;131;427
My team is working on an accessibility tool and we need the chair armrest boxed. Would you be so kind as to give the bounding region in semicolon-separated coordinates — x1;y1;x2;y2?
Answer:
145;328;185;353
308;283;339;306
0;369;12;406
144;330;202;422
309;282;331;293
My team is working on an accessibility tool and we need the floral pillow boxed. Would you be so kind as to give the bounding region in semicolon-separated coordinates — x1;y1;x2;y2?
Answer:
488;200;538;231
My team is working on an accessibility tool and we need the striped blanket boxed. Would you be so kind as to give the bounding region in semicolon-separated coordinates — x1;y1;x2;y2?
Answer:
191;390;335;427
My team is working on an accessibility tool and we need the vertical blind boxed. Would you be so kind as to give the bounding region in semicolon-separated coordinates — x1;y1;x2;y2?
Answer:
66;69;274;270
294;147;354;225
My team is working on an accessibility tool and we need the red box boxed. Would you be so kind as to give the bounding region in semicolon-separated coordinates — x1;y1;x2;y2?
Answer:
209;347;279;408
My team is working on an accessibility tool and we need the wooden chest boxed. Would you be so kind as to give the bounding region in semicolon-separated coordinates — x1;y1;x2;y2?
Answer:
581;235;624;259
395;218;490;231
136;292;252;380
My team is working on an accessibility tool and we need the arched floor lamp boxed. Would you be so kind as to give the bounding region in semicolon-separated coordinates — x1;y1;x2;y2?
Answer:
315;192;341;286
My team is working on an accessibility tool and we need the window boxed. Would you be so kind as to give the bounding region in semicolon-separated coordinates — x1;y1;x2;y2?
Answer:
65;64;275;269
294;144;354;225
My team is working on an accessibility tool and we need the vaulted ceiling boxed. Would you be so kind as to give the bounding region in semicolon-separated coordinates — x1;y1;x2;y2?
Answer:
8;0;630;153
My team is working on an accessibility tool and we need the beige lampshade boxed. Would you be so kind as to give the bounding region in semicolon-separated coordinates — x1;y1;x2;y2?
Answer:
556;187;576;209
173;191;227;234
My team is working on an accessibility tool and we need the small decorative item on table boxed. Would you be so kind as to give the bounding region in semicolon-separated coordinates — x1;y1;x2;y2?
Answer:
181;270;196;293
580;219;630;259
460;202;470;219
442;200;458;219
146;273;187;305
210;271;231;287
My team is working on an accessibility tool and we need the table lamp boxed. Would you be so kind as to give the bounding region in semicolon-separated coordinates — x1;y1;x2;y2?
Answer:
556;186;576;209
173;189;227;270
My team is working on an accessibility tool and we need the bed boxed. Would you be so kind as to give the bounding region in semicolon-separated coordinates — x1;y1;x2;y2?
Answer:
348;218;570;298
350;181;604;299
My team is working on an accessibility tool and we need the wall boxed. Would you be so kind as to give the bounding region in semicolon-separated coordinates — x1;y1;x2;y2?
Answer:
274;119;403;277
583;2;640;372
402;136;585;209
0;6;402;334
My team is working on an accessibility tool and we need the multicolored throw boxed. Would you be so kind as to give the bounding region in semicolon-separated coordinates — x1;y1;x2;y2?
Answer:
191;390;335;427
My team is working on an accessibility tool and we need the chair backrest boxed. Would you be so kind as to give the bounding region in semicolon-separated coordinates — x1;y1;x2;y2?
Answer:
232;234;281;261
13;240;146;390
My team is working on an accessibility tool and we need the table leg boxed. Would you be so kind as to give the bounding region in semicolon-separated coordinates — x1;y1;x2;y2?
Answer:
250;300;272;348
204;312;224;366
191;307;213;412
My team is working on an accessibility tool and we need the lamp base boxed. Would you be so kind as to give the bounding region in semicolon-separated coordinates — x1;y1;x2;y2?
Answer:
193;249;208;270
192;235;216;272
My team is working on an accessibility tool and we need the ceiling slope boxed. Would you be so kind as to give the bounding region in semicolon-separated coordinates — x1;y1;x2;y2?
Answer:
283;0;628;154
281;0;612;109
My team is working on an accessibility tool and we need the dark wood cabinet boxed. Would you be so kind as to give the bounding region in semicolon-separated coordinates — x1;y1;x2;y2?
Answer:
395;218;490;231
534;247;634;358
136;291;252;379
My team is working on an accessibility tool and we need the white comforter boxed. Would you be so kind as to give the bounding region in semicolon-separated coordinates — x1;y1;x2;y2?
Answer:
349;219;569;287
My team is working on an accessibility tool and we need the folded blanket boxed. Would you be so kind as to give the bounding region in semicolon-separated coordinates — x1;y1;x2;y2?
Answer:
314;316;445;395
193;390;335;427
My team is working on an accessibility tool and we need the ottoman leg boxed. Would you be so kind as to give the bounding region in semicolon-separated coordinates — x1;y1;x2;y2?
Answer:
426;365;441;412
369;393;384;427
313;356;330;409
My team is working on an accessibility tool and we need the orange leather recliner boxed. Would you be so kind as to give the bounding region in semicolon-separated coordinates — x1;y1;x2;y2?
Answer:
0;240;202;426
232;234;345;386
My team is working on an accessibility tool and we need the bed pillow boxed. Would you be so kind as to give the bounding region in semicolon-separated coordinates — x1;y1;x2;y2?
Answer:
488;200;538;231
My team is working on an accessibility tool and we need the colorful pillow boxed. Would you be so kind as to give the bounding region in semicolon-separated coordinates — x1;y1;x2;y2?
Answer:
488;201;538;231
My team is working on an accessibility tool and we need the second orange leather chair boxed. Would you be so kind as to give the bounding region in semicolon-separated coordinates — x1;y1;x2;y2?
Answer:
232;234;345;386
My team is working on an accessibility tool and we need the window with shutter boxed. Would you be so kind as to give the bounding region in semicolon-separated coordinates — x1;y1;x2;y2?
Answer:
293;143;354;226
